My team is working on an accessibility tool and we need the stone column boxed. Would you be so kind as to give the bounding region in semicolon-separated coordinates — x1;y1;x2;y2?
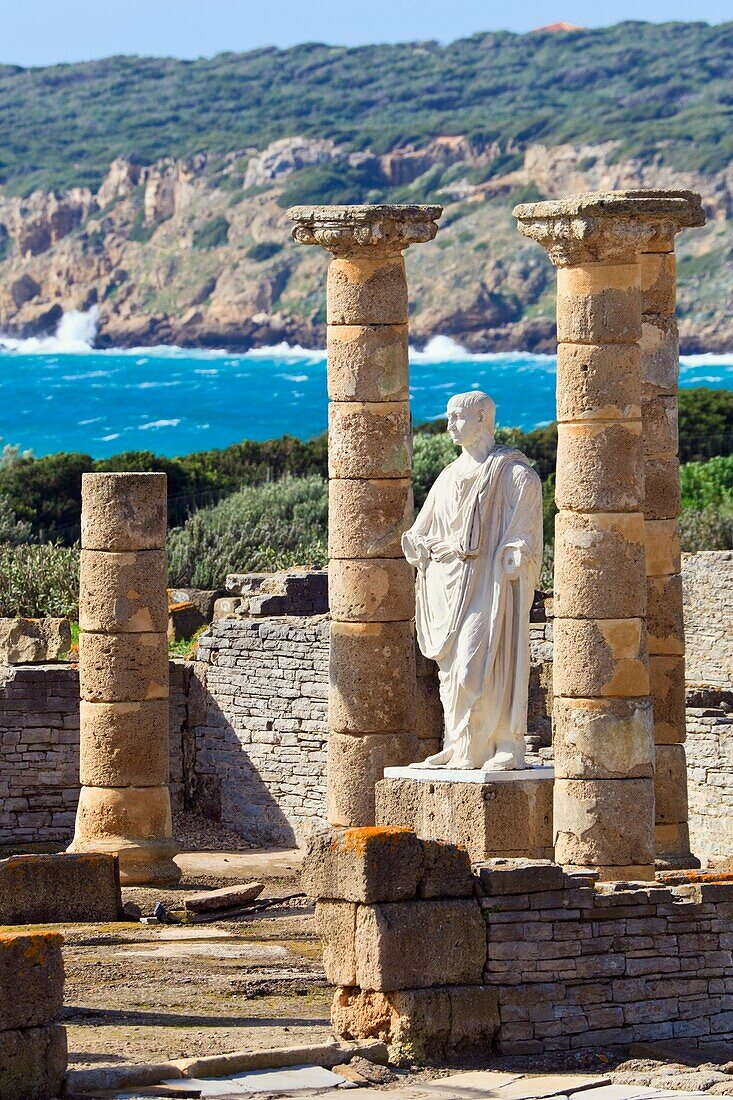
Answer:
68;472;180;885
515;193;662;880
287;204;442;827
633;189;705;868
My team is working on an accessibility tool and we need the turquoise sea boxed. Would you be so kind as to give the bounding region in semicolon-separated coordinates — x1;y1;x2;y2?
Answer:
1;310;732;458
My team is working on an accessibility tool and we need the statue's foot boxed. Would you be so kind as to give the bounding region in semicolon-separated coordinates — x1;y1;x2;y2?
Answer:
482;750;524;772
411;747;453;769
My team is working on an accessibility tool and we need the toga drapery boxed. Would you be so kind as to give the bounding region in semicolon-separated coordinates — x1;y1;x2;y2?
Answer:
402;444;543;769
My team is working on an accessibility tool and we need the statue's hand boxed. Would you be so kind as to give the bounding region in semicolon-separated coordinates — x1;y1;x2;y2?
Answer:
427;538;455;564
501;545;522;576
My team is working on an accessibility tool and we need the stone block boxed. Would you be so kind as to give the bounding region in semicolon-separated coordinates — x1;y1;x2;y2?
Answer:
656;821;692;860
329;558;414;623
555;421;644;513
328;401;411;479
418;839;474;899
553;511;646;619
642;395;678;458
0;932;64;1029
328;733;423;828
355;899;486;990
649;655;686;743
315;900;357;985
301;826;424;903
475;858;564;896
647;574;685;656
327;256;408;326
0;852;121;923
376;774;553;862
81;471;167;551
0;1023;67;1100
327;324;409;403
644;454;681;521
79;699;169;787
553;778;655;869
553;618;649;698
655;744;689;824
168;601;207;642
329;478;413;559
557;263;641;344
329;620;416;733
0;617;71;664
79;631;169;702
182;882;263;912
645;519;681;577
640;315;678;396
331;984;499;1064
556;343;641;423
68;786;180;886
595;865;656;882
641;251;676;316
79;549;168;633
553;696;654;780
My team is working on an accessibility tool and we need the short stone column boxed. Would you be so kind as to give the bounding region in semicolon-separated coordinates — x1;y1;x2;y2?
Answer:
515;193;659;880
287;204;442;826
68;472;180;885
635;189;705;868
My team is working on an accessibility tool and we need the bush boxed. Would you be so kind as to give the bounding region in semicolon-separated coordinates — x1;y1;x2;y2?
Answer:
246;240;282;262
193;215;230;250
679;505;733;552
0;543;79;617
167;475;328;588
412;432;457;509
680;454;733;510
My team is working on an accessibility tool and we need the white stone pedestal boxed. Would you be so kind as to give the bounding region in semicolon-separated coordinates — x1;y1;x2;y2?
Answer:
376;766;555;862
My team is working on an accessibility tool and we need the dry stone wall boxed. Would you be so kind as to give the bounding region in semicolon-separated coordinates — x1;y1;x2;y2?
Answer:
0;661;189;848
683;551;733;687
686;687;733;864
307;827;733;1060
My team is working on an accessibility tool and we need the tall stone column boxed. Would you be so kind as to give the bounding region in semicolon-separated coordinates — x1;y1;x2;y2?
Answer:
68;472;180;885
633;189;705;868
515;193;666;880
287;204;442;827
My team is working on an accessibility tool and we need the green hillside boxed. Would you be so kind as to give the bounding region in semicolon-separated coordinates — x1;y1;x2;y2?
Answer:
1;20;731;195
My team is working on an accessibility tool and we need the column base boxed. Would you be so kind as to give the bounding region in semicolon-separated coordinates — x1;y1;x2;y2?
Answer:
376;767;554;862
68;785;181;886
655;822;701;871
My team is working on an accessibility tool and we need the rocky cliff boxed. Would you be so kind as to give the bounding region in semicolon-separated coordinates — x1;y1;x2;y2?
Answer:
0;136;730;352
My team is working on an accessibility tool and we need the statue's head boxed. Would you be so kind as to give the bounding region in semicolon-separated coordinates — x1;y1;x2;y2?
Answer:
446;391;496;449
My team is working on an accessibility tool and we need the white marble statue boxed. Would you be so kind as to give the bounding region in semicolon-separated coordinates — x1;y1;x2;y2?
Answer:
402;391;543;771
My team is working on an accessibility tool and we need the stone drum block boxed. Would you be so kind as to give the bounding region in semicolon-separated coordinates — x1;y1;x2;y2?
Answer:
79;549;168;633
81;471;167;551
553;696;654;780
553;617;649;698
329;620;416;733
553;511;646;619
328;732;420;826
327;324;409;403
553;777;655;869
327;256;408;325
79;631;169;702
329;478;413;559
328;402;411;479
79;700;169;787
329;558;415;623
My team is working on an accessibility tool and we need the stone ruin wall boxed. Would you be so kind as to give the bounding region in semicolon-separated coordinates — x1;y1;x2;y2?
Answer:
683;550;733;687
0;660;190;848
0;551;729;852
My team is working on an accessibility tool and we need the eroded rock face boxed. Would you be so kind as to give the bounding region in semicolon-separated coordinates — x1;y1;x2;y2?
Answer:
0;618;71;664
0;139;729;351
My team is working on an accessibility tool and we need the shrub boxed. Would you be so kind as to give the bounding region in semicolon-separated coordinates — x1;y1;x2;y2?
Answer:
193;215;230;250
679;504;733;552
0;543;80;618
246;240;282;262
680;455;733;510
412;432;457;509
166;475;328;588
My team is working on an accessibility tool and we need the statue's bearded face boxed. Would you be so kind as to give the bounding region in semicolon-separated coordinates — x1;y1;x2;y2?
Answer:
447;403;486;447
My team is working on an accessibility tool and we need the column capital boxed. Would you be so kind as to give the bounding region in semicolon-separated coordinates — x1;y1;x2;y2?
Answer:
513;191;704;266
287;203;442;257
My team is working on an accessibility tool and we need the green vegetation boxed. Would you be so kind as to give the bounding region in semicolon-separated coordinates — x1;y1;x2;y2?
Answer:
0;386;729;607
193;215;230;250
167;476;328;589
246;241;283;262
0;543;79;618
0;22;732;195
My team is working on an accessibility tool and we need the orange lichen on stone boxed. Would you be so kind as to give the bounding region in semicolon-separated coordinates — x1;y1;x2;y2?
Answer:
336;825;413;856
